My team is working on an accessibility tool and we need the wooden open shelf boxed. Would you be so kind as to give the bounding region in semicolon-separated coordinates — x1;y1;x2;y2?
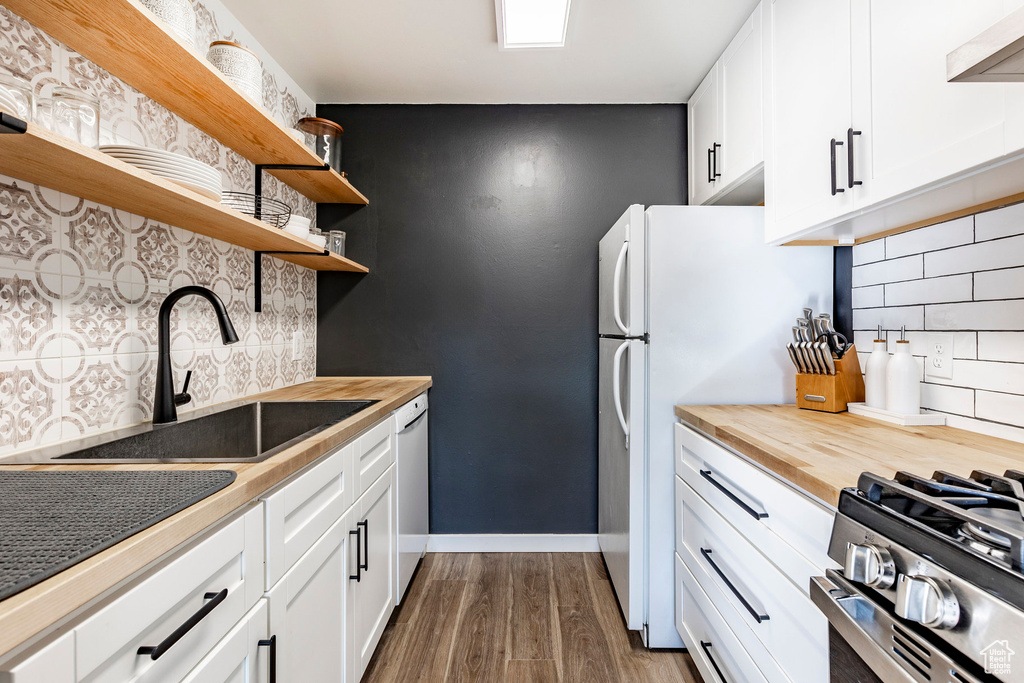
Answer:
0;118;368;273
3;0;368;205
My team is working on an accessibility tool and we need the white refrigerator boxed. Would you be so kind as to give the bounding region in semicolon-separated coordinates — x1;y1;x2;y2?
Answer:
598;205;833;647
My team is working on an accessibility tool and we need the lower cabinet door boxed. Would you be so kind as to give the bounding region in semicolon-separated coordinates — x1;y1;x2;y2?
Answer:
0;630;75;682
181;600;269;683
267;509;354;683
350;464;396;682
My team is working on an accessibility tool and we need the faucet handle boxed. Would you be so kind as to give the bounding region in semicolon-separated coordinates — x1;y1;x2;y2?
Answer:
174;370;193;407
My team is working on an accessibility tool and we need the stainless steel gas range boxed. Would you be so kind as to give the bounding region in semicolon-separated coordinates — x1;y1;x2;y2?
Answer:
811;470;1024;683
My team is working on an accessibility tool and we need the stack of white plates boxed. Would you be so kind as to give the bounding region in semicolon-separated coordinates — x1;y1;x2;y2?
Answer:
99;145;223;200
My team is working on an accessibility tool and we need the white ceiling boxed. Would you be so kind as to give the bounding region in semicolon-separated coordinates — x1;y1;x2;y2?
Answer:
219;0;761;104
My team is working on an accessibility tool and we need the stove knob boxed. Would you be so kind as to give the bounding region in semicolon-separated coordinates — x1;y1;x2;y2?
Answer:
895;575;960;630
844;543;896;589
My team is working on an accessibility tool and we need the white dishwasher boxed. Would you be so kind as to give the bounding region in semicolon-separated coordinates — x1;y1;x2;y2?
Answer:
394;393;429;603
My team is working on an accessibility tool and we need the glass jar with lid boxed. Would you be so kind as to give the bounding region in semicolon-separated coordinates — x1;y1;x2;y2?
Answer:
0;69;35;122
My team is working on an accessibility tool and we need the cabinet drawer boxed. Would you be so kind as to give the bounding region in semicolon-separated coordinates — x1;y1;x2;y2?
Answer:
677;478;828;683
180;599;268;683
675;553;774;683
263;441;355;589
674;423;834;571
354;417;394;499
73;504;264;683
0;631;75;683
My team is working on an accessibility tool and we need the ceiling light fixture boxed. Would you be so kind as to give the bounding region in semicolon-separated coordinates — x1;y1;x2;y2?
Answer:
496;0;572;50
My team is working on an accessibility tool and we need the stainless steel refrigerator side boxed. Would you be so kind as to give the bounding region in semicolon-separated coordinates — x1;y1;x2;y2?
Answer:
645;205;834;648
598;335;647;631
598;204;647;338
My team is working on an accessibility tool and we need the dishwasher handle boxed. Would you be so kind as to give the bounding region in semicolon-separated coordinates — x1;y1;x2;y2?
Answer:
401;410;427;432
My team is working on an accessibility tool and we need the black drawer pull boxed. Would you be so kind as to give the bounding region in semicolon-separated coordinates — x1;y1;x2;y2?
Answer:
258;634;277;683
712;142;722;181
358;520;369;571
699;470;768;520
830;138;845;196
707;147;715;184
847;128;862;189
350;526;362;581
137;588;228;660
700;548;769;623
701;641;729;682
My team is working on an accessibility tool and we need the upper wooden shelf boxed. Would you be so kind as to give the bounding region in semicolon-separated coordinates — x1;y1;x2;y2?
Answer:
0;117;368;273
3;0;368;205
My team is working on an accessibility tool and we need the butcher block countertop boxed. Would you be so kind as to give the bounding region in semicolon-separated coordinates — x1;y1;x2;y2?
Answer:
0;376;431;658
674;404;1024;508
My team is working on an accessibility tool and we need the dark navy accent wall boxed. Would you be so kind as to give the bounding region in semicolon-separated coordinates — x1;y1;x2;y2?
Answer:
315;104;686;534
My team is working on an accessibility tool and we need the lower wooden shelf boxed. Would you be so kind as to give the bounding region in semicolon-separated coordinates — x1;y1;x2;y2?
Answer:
0;115;368;273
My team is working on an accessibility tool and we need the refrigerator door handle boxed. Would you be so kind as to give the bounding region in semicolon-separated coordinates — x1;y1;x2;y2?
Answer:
612;340;630;447
612;240;630;335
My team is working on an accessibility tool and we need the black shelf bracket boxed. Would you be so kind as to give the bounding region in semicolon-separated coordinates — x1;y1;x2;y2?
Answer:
0;112;28;135
254;162;330;197
254;249;330;312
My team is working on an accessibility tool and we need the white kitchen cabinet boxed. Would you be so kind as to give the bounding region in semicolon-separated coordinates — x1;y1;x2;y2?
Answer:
73;504;264;683
0;631;75;683
350;464;397;682
689;3;764;207
764;0;854;244
267;509;354;683
849;0;1014;209
263;439;355;590
688;66;720;206
180;600;269;683
354;416;395;500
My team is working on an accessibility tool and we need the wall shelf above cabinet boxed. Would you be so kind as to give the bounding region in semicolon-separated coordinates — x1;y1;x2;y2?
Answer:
948;5;1024;82
0;117;368;273
3;0;368;205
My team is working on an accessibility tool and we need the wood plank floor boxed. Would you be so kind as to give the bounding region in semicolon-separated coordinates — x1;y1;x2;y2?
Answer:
363;553;703;683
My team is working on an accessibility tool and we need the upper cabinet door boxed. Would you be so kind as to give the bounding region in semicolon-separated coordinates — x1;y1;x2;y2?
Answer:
688;65;720;206
765;0;854;244
850;0;1013;208
719;3;764;191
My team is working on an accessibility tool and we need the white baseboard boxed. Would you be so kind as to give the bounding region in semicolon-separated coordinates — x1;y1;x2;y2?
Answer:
426;534;600;553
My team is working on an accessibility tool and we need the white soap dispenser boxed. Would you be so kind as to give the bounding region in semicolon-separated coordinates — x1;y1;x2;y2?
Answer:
865;324;889;409
886;326;920;415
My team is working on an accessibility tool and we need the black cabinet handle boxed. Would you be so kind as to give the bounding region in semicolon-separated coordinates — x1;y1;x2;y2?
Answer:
700;641;729;682
258;634;277;683
699;470;768;520
350;527;362;581
707;147;715;184
830;138;845;196
700;548;769;623
358;520;369;571
847;128;862;189
137;588;228;660
712;143;721;180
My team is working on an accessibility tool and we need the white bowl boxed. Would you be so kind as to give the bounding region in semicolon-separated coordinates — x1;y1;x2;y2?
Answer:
308;234;327;249
283;223;309;240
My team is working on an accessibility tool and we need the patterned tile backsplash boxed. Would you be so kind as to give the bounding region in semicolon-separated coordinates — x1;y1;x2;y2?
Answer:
0;1;320;457
851;202;1024;443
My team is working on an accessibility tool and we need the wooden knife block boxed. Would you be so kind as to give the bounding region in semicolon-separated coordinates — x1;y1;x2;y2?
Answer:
796;345;865;413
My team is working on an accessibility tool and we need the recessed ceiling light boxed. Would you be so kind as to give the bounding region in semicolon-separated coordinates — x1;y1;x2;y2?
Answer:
496;0;572;50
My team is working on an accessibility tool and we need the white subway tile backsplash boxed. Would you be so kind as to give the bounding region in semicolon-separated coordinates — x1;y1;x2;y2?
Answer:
884;275;972;307
885;217;973;259
978;332;1024;363
853;306;924;332
885;331;977;360
921;383;975;417
947;360;1024;395
975;201;1024;242
943;413;1024;443
974;266;1024;301
926;300;1024;331
853;238;885;266
852;255;923;287
851;285;884;310
976;391;1024;429
925;234;1024;277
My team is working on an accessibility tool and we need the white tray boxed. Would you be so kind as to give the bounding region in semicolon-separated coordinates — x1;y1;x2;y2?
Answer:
847;402;946;426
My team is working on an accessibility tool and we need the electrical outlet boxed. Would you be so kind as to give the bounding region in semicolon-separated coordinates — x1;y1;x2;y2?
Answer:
291;331;304;359
925;333;954;381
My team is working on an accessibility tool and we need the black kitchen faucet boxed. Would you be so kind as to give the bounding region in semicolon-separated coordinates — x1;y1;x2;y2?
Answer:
153;286;239;424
